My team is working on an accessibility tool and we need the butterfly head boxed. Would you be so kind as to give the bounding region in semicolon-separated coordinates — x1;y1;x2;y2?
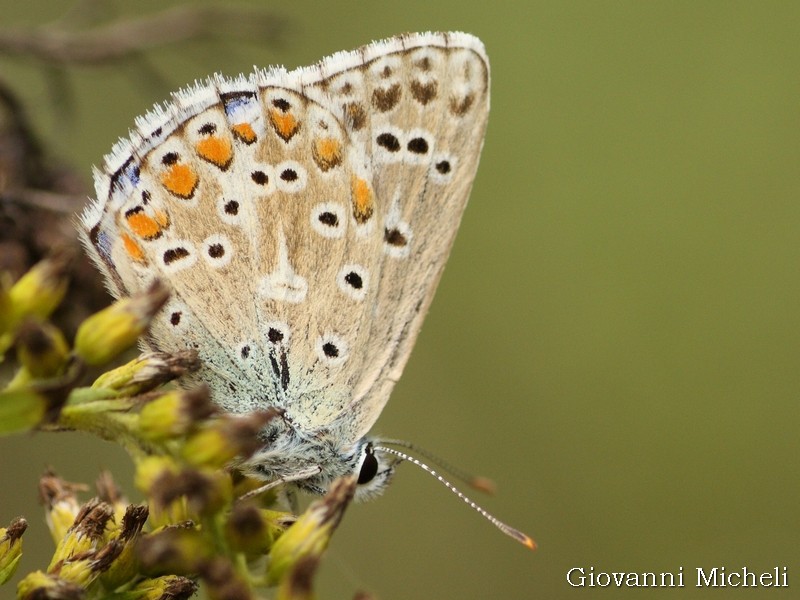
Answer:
247;424;401;501
350;440;401;501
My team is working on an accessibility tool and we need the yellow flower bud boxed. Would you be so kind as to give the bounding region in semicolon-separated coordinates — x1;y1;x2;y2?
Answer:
7;255;71;328
0;517;26;584
125;575;197;600
182;410;277;469
39;471;84;544
99;504;149;589
49;499;113;570
135;456;189;526
15;320;70;379
267;476;356;585
96;470;129;524
134;456;181;497
74;280;169;366
225;503;294;557
16;570;81;600
198;557;254;600
139;386;215;441
55;544;116;587
137;527;212;576
91;350;200;396
276;555;319;600
181;425;237;469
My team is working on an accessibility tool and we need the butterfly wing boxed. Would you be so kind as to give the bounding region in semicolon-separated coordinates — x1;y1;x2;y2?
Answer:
302;33;490;439
80;32;489;447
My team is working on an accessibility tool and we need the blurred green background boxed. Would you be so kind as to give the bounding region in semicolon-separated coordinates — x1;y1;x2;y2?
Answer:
2;1;800;598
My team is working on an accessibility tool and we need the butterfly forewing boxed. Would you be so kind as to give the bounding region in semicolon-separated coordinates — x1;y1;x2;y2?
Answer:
307;34;490;438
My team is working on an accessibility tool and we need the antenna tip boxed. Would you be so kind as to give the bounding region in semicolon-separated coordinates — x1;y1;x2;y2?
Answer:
469;476;497;495
521;535;538;551
503;525;537;551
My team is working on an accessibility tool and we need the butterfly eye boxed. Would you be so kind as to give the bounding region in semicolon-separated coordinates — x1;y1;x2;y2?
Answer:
357;446;379;484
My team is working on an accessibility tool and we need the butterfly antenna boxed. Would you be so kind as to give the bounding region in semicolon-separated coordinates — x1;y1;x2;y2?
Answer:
379;438;497;494
375;445;536;550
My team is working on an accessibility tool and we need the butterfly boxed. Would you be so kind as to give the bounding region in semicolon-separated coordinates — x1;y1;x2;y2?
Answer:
80;32;530;546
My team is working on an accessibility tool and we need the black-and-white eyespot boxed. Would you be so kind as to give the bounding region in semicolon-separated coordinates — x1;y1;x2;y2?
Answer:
248;163;276;194
217;197;243;225
202;234;233;268
264;321;291;347
373;126;405;163
160;241;197;272
430;152;457;184
316;333;349;366
310;202;346;239
376;132;401;152
404;129;434;165
252;170;269;185
275;160;308;193
383;220;412;259
337;264;369;301
407;137;429;154
164;300;190;332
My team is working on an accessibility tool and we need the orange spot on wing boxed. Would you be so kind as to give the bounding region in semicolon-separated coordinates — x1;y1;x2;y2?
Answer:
161;163;198;199
269;108;300;141
155;210;170;228
312;137;343;171
232;122;257;144
121;233;146;263
351;177;374;224
196;135;233;169
126;212;162;240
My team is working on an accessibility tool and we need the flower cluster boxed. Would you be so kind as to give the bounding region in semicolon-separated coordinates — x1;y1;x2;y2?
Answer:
1;257;358;599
